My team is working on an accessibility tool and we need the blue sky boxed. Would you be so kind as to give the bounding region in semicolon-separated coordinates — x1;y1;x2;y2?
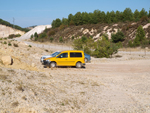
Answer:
0;0;149;28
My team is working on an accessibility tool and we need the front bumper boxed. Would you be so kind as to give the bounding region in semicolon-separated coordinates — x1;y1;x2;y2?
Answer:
43;60;51;65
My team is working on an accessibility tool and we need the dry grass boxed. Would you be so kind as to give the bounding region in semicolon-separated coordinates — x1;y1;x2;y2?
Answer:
11;101;19;107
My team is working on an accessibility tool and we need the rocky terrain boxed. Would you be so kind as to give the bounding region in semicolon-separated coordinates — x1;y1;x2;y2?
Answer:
0;24;25;38
0;38;150;113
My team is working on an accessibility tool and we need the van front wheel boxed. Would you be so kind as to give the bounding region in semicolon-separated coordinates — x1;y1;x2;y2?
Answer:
50;62;56;68
76;62;82;68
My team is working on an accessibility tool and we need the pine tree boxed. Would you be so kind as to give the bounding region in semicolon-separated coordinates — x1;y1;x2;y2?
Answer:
134;9;140;21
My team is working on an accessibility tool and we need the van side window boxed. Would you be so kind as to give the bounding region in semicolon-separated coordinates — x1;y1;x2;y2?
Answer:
70;52;82;57
57;53;68;58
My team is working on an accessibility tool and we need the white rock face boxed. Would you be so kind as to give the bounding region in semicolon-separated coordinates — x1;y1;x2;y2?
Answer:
17;25;52;41
103;26;108;31
143;23;150;29
113;24;118;27
1;56;13;65
83;29;89;34
93;33;101;39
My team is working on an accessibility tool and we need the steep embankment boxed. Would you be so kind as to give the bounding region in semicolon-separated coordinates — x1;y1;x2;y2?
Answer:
0;24;25;38
17;25;51;41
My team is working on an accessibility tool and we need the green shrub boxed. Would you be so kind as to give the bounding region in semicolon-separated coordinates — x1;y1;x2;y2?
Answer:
84;46;92;55
59;37;63;43
15;34;21;37
116;41;123;48
13;43;19;47
8;34;15;39
8;34;21;39
133;37;140;47
4;41;7;44
73;38;83;50
73;36;119;58
111;30;125;43
50;37;54;42
34;32;38;38
35;37;38;41
39;32;47;39
81;36;87;43
140;16;148;22
30;34;33;40
48;30;55;36
141;39;149;48
93;38;119;58
136;25;146;41
71;36;74;40
128;40;133;47
8;43;11;46
59;24;67;30
45;49;49;52
132;25;146;47
28;45;32;47
102;33;108;40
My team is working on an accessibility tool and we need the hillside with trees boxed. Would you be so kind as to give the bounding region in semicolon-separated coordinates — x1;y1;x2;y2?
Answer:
30;8;150;58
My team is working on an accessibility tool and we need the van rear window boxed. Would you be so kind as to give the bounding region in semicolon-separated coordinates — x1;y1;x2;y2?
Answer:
70;52;82;57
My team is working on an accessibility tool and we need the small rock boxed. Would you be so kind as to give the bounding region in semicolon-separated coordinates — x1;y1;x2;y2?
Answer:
1;56;13;65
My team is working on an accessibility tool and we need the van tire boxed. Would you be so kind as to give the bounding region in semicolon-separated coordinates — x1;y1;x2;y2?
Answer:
85;58;88;63
50;62;56;68
76;62;82;68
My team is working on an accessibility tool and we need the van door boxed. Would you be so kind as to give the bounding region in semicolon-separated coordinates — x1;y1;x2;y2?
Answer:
68;52;82;66
56;52;68;66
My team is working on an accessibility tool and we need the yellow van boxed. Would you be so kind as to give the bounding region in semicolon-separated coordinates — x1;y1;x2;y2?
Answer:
44;50;85;68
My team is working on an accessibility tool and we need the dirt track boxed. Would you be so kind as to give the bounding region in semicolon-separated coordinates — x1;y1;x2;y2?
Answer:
0;40;150;112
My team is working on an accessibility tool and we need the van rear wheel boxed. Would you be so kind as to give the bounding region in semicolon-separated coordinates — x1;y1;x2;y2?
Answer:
85;58;88;63
50;62;56;68
76;62;82;68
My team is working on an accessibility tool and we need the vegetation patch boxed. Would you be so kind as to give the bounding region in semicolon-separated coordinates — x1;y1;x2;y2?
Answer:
73;35;119;58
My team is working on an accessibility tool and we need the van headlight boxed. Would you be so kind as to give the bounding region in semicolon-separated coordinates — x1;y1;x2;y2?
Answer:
47;60;51;63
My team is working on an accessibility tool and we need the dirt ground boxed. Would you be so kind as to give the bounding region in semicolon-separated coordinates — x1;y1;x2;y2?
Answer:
0;40;150;113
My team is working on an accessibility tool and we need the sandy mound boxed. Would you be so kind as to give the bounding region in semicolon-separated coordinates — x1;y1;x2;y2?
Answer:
17;25;51;41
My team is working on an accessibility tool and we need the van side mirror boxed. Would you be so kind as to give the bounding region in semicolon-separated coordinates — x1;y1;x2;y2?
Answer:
57;55;61;58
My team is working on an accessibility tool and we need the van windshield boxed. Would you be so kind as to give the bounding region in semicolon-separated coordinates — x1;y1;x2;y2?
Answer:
51;52;60;57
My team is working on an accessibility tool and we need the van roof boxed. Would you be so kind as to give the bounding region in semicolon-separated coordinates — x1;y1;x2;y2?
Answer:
61;50;84;52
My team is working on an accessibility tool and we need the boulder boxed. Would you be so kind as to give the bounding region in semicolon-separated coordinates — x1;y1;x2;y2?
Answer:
31;63;35;67
1;56;13;65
